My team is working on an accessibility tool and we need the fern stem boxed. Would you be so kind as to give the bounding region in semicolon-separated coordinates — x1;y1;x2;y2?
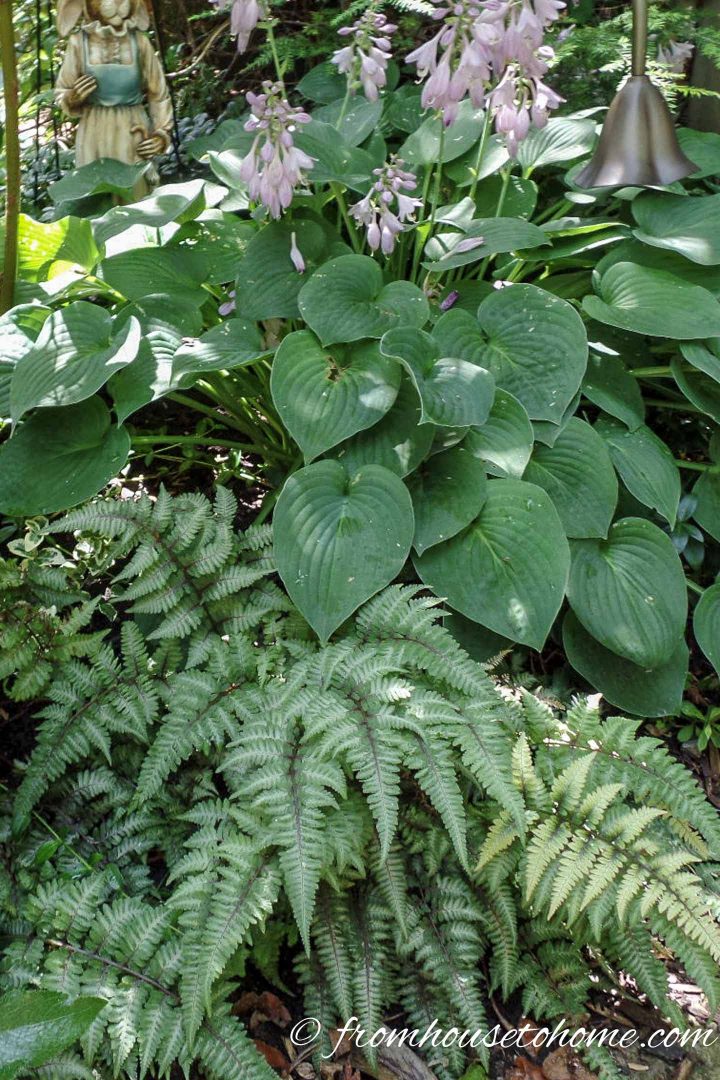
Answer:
47;939;176;997
0;780;95;873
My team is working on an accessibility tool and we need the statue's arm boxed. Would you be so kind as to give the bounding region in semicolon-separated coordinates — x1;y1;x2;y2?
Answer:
139;33;173;152
56;35;97;116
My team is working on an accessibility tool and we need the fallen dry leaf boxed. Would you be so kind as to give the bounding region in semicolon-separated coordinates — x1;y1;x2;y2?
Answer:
542;1045;597;1080
254;1038;291;1074
507;1056;545;1080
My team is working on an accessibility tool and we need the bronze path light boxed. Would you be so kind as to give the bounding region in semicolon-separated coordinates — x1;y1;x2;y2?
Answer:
575;0;697;188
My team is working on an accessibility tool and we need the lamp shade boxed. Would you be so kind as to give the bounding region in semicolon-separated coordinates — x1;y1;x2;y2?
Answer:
575;75;697;189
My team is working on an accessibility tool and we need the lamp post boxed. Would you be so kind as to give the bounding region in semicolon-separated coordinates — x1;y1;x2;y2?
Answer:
575;0;697;188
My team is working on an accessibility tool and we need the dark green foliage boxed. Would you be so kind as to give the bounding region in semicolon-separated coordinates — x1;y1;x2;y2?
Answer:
2;489;719;1080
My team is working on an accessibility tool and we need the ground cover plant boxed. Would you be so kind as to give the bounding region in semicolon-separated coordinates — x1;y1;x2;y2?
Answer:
1;488;720;1080
1;2;720;1078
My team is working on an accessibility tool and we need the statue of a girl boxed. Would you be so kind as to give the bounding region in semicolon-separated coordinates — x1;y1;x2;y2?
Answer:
56;0;173;197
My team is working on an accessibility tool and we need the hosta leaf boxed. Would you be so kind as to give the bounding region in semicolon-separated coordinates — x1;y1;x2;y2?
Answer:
234;218;346;321
680;339;720;383
567;518;687;668
315;98;383;145
99;247;209;308
173;319;267;386
0;990;106;1080
596;416;680;526
524;418;618;538
462;390;533;478
10;303;141;421
445;133;509;186
297;62;346;103
110;320;181;423
693;471;720;542
296;120;376;190
633;192;720;265
563;611;688;718
92;179;212;245
582;351;645;430
273;461;414;641
516;116;597;170
380;327;495;428
423;218;548;271
408;446;488;554
271;330;401;460
596;238;720;295
677;127;720;179
331;375;434;477
694;582;720;676
49;159;150;205
299;255;429;346
473;175;538;220
399;100;486;166
0;398;130;516
475;284;587;422
532;389;580;448
415;479;570;649
671;357;720;423
583;262;720;339
170;212;255;285
17;214;98;280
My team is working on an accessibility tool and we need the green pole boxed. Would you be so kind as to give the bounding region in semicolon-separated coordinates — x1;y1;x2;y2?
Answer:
0;0;19;314
631;0;648;77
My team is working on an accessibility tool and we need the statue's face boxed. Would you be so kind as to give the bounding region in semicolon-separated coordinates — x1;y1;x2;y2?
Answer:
85;0;132;27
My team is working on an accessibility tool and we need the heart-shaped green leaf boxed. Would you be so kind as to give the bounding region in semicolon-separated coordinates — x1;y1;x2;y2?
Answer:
436;285;586;422
408;446;487;555
381;327;495;428
299;255;429;346
596;416;680;526
563;611;688;717
0;990;106;1080
568;518;687;668
517;116;597;171
694;582;720;676
49;159;150;205
315;98;383;146
524;418;618;538
423;218;548;271
99;247;209;308
462;390;533;478
273;460;414;641
109;319;182;424
583;263;720;339
295;119;376;190
271;330;401;460
234;218;346;321
92;179;212;245
582;351;645;430
331;375;434;477
18;214;98;280
173;318;267;387
399;100;486;166
0;397;130;516
693;471;720;542
415;478;570;649
680;339;720;383
671;357;720;423
633;191;720;265
10;303;141;421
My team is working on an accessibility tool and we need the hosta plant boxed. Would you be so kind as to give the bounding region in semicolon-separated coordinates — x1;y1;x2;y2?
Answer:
1;487;720;1080
1;0;719;716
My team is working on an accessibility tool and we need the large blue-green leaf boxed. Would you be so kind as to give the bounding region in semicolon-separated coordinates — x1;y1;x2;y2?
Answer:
694;582;720;676
17;214;98;280
0;990;106;1080
633;191;720;266
524;418;617;538
331;375;434;477
92;179;214;245
596;416;680;527
671;357;720;423
693;471;720;542
434;284;587;422
271;330;401;460
583;262;720;339
517;116;597;171
563;611;688;718
274;461;414;641
99;247;209;308
408;446;487;555
299;255;429;346
415;479;570;649
173;319;267;387
315;98;383;145
400;101;486;166
582;351;644;430
0;398;130;516
295;119;375;190
380;327;495;428
49;159;150;205
10;302;140;421
568;518;687;668
423;218;548;272
462;390;533;478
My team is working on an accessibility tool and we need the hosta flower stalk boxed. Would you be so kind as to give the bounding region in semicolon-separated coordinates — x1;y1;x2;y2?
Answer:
332;10;398;102
350;157;422;255
238;82;314;219
406;0;565;153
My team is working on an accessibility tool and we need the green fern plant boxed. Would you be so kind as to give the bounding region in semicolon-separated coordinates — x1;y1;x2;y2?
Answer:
2;488;719;1080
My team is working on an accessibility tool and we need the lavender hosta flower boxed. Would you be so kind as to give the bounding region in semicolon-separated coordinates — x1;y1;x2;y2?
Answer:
657;39;694;74
406;0;565;152
219;290;237;317
290;233;305;273
440;289;460;311
238;82;314;219
214;0;268;53
350;157;422;256
332;10;397;102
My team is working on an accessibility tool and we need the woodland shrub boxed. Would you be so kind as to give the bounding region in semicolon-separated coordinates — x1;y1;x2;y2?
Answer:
1;488;720;1080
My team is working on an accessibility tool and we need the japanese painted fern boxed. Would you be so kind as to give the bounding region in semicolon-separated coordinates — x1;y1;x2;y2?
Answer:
2;489;719;1080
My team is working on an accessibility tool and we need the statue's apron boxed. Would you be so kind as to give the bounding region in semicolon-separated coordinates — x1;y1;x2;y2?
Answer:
82;29;144;108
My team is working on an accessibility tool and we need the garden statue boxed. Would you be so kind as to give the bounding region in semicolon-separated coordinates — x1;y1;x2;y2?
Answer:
55;0;173;197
